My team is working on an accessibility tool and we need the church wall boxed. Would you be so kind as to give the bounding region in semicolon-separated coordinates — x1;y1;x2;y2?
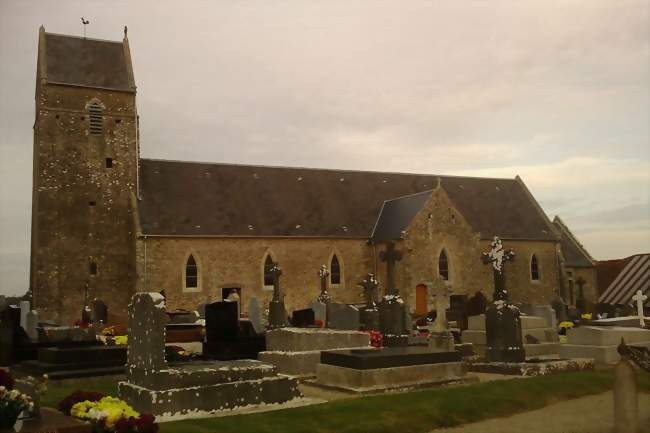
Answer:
566;266;599;307
135;237;373;316
375;188;559;314
31;84;138;324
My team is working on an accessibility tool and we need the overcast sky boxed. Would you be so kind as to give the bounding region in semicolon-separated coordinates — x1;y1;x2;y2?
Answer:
0;0;648;296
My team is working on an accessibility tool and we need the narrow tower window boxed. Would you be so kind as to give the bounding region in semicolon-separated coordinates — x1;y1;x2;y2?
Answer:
531;254;540;280
263;254;274;287
330;255;341;285
438;250;449;280
185;255;198;289
105;158;113;168
89;262;98;275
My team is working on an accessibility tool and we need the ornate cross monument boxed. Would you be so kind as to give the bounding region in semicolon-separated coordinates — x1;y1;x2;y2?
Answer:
317;265;331;304
632;290;647;328
268;261;287;329
358;273;380;331
481;236;515;302
481;236;525;362
378;242;408;346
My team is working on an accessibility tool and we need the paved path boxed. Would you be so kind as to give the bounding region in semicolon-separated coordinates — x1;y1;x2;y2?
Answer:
428;391;650;433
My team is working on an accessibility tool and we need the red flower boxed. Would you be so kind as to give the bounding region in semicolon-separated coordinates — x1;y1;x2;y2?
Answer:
0;369;15;390
57;390;105;415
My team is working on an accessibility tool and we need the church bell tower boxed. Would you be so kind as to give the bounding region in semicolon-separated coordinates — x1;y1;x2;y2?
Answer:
30;26;139;323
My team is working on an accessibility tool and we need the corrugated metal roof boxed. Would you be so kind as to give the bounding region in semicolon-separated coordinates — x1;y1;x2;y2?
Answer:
138;159;559;240
599;254;650;306
370;190;433;242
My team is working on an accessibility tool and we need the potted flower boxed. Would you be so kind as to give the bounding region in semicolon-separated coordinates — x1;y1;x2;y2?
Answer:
0;385;34;430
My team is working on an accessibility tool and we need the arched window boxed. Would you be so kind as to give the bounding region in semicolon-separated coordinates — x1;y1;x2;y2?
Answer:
89;262;98;276
531;254;540;281
185;255;198;289
330;255;341;285
263;254;274;287
438;250;449;280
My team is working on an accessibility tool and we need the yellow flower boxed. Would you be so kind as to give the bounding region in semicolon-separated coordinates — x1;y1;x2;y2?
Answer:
114;336;128;345
559;321;574;329
581;313;592;320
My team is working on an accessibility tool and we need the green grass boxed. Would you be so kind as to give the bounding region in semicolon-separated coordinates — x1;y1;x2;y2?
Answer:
41;379;119;409
40;370;650;433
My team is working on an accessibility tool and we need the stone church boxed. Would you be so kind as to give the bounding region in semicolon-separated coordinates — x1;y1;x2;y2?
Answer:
29;28;597;324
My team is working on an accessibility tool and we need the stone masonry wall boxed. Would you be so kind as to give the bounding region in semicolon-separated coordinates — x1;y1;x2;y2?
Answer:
135;237;373;316
374;188;559;313
31;83;138;324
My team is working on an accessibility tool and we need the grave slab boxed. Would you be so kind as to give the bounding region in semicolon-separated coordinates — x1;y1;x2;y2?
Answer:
468;357;594;376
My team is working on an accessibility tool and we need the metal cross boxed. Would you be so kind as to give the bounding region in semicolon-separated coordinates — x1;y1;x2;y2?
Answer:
317;265;331;303
269;262;283;302
481;236;515;301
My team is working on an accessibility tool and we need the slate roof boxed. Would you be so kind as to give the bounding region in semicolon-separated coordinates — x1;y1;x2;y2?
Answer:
41;32;133;91
553;216;595;268
599;254;650;307
371;190;434;242
137;159;558;240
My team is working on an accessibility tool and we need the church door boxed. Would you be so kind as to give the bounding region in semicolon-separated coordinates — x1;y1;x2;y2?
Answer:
415;284;428;315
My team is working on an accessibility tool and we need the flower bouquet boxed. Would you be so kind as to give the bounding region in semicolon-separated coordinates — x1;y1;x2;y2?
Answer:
70;396;157;433
0;386;34;429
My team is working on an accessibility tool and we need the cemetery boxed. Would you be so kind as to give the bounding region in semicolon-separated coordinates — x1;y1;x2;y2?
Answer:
1;238;648;432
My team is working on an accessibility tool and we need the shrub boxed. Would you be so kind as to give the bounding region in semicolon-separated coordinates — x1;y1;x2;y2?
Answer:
58;390;105;415
0;370;15;390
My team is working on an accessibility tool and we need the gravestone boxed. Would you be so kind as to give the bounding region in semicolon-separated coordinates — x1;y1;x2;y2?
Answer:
0;295;6;310
310;301;327;324
127;292;168;371
378;242;408;346
632;290;647;328
317;265;331;304
92;299;108;324
551;293;569;323
205;302;239;341
25;310;39;342
466;291;488;317
359;274;380;331
20;300;30;331
226;291;241;318
481;236;525;363
268;261;287;329
429;284;454;352
0;305;18;365
292;308;315;327
197;296;212;319
248;297;264;334
326;303;360;330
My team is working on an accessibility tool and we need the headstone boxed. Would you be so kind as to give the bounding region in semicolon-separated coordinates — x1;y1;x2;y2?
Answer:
429;283;454;352
205;302;239;341
359;274;380;331
466;291;488;317
0;295;6;310
197;296;212;319
127;292;168;372
632;290;647;328
310;301;327;324
226;291;241;318
0;305;18;365
614;341;638;433
81;305;92;324
268;261;287;329
248;297;264;334
292;308;315;327
92;299;108;324
25;310;39;342
378;242;408;346
481;236;525;363
404;308;412;333
551;293;569;323
20;300;30;330
326;303;360;330
317;265;331;304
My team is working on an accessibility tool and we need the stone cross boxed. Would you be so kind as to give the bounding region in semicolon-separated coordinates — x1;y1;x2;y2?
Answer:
317;265;331;303
358;273;379;309
432;284;452;332
379;242;402;296
632;290;647;328
270;262;283;302
481;236;515;301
